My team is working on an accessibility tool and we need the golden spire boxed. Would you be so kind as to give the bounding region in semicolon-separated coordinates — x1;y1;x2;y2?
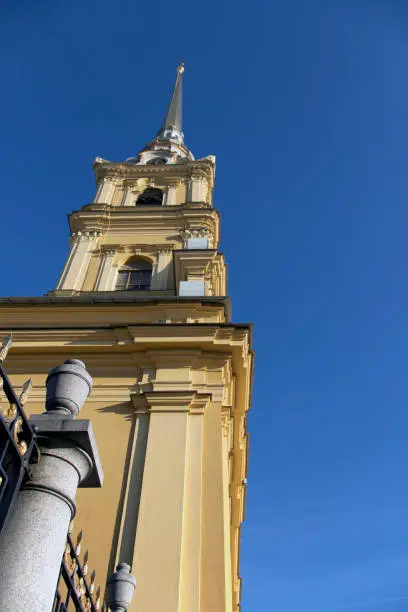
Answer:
158;62;184;138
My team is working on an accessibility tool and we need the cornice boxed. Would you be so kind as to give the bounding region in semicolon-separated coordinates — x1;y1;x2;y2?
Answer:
93;158;215;188
76;203;217;216
0;325;251;372
97;244;172;255
68;206;220;245
70;230;102;242
122;177;183;189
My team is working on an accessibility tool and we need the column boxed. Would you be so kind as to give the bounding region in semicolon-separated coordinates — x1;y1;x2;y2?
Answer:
150;250;172;290
130;392;208;612
0;359;103;612
95;249;116;291
56;232;98;291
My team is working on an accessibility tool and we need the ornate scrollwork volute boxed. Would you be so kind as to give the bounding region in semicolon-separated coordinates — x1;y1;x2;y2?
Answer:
2;403;17;421
12;416;27;456
64;541;77;575
1;400;28;456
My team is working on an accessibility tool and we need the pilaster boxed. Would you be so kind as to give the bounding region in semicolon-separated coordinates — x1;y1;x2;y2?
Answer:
56;231;100;291
95;176;118;204
201;400;231;612
122;185;137;207
150;249;173;290
189;175;208;203
129;392;210;612
94;249;117;291
179;395;209;612
165;185;177;205
222;410;234;612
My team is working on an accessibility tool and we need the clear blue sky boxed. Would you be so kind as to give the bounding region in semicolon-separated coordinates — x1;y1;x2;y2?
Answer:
2;2;408;611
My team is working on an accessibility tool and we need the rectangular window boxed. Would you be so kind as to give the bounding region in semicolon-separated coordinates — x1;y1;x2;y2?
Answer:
187;237;209;249
115;271;128;291
116;269;151;291
128;270;151;290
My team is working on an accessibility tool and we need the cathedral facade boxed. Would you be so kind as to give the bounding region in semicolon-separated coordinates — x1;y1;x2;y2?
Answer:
1;65;253;612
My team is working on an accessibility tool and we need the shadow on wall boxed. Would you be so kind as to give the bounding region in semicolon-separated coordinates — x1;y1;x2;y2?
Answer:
96;403;150;588
154;259;174;290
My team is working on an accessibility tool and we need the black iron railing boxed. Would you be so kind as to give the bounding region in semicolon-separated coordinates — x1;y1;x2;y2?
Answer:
0;336;39;533
53;525;105;612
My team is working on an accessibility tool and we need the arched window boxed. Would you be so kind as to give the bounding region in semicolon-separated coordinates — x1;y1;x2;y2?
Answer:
115;257;152;291
136;188;163;206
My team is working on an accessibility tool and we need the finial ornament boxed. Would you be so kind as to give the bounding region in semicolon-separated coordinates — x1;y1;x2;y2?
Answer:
45;359;93;417
0;335;12;363
106;562;136;612
19;378;32;406
178;62;185;74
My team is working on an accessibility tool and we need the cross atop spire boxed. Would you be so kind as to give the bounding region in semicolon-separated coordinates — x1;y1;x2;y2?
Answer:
157;63;184;144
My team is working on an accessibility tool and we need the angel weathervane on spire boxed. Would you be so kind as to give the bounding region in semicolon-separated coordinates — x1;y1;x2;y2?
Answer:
178;62;185;74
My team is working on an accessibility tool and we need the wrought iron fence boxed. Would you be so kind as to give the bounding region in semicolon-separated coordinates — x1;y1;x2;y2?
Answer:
53;523;105;612
0;336;39;533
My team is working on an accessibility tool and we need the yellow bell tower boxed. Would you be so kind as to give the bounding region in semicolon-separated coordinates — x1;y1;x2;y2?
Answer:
1;65;253;612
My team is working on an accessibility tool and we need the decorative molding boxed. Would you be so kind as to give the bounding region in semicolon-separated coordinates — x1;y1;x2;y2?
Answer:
165;178;183;187
124;177;182;191
93;158;215;189
179;226;212;241
71;230;102;240
131;391;211;415
189;172;208;182
68;205;219;239
135;364;156;394
157;249;173;255
96;244;173;256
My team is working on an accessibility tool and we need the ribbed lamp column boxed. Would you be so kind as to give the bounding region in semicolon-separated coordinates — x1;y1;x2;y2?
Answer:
0;359;103;612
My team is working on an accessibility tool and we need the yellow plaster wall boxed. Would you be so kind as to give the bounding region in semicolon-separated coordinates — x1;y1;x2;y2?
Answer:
1;316;251;612
73;399;135;592
175;182;187;204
